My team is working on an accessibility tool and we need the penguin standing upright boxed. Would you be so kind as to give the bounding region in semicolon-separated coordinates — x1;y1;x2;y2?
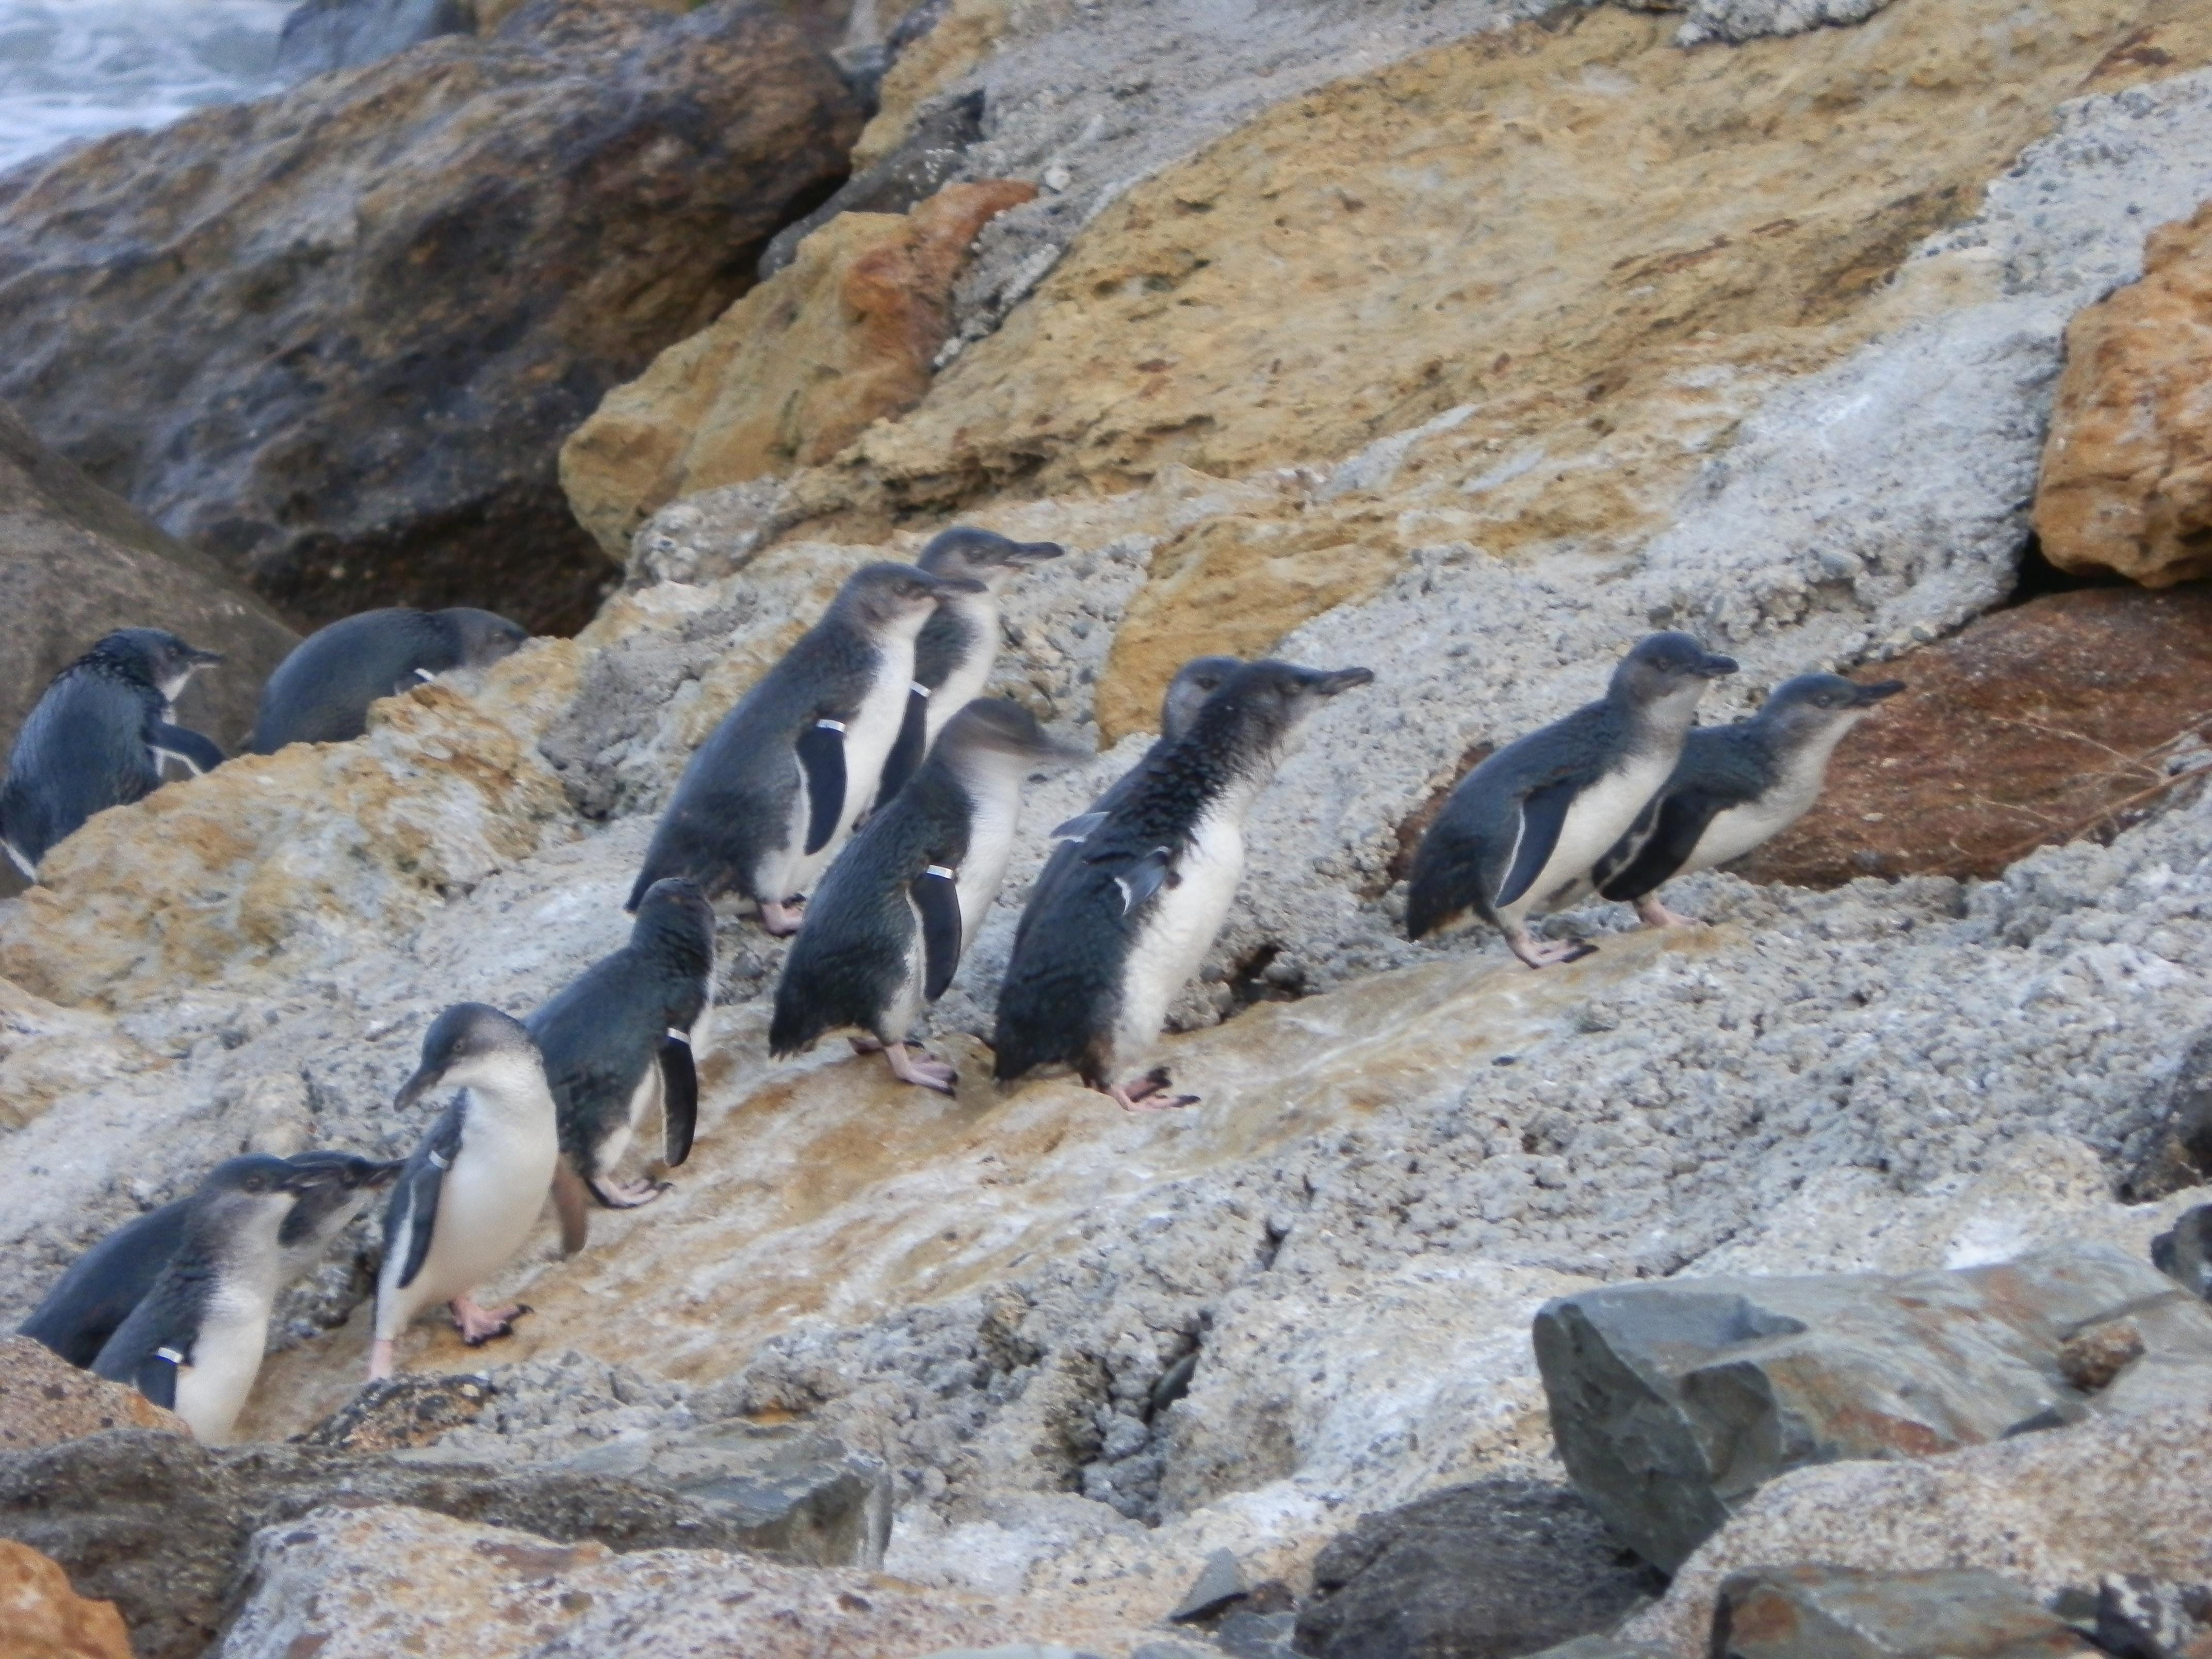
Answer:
249;607;529;753
22;1150;398;1368
529;877;715;1229
1593;673;1906;926
369;1004;560;1380
0;628;224;876
1405;632;1737;967
90;1155;332;1443
994;659;1374;1111
873;528;1065;803
772;700;1084;1092
627;563;986;934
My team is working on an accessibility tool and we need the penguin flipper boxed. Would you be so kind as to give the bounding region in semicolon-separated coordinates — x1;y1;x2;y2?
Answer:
550;1157;590;1257
796;719;848;855
1050;810;1108;842
1099;845;1175;917
135;1342;184;1410
875;685;931;805
1597;789;1726;902
1495;778;1580;909
391;1103;465;1291
149;723;224;777
659;1030;698;1166
914;864;964;1001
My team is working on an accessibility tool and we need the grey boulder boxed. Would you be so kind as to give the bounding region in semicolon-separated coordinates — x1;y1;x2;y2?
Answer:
1711;1566;2099;1659
275;0;476;78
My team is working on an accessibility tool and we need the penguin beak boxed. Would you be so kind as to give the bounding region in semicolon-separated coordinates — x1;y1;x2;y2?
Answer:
1851;679;1907;706
1310;666;1376;696
188;647;225;668
1695;654;1739;678
926;575;989;598
393;1066;445;1113
1008;539;1066;566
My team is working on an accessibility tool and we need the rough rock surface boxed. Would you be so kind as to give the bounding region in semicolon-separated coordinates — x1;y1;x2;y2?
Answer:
275;0;475;78
0;1338;190;1451
2123;1028;2212;1201
0;1538;130;1659
0;0;861;636
1709;1566;2099;1659
2037;199;2212;589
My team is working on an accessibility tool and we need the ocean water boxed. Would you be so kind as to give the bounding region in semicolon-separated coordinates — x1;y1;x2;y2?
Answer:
0;0;296;174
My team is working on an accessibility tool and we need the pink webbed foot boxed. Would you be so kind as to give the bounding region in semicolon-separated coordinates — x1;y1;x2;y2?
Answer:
1108;1066;1197;1112
1634;893;1703;929
886;1042;957;1095
848;1034;886;1054
1507;928;1598;969
451;1294;530;1347
368;1338;397;1382
759;898;805;937
589;1175;671;1209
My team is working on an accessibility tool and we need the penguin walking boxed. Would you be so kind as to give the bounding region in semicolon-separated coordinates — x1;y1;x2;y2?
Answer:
89;1155;336;1443
529;877;715;1230
1593;673;1906;926
1406;632;1737;967
0;629;224;876
22;1150;398;1368
772;700;1084;1093
249;607;529;754
872;527;1065;804
369;1004;561;1381
627;563;985;934
994;659;1374;1111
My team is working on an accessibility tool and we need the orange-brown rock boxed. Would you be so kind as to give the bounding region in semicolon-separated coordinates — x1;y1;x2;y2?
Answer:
1737;585;2212;886
561;180;1037;558
2037;199;2212;588
0;1539;130;1659
0;1337;189;1452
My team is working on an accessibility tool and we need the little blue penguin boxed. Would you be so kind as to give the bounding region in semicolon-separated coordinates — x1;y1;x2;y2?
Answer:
627;563;985;934
249;607;528;754
872;527;1065;803
528;876;715;1231
369;1004;560;1380
0;629;224;877
90;1154;333;1443
994;659;1374;1111
771;699;1085;1093
1593;673;1906;926
1406;632;1737;967
22;1150;399;1368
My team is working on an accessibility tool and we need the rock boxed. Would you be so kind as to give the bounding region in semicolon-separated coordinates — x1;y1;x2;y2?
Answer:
0;982;153;1131
2089;1574;2212;1659
295;1371;494;1451
1534;1246;2212;1574
917;1650;1110;1659
1734;588;2212;888
1168;1546;1247;1621
0;0;862;637
561;180;1036;558
0;401;296;783
0;1538;130;1659
2151;1208;2212;1301
1292;1479;1661;1659
760;89;988;276
1621;1406;2212;1655
2036;199;2212;590
274;0;475;78
0;1338;189;1451
1517;1641;1671;1659
1710;1566;2099;1659
2123;1028;2212;1202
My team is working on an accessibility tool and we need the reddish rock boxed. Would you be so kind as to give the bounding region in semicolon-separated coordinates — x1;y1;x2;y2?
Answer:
0;1539;131;1659
0;1338;190;1452
1737;585;2212;886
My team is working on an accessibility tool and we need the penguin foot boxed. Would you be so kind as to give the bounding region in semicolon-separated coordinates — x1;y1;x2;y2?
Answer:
451;1296;531;1346
759;898;805;937
886;1043;957;1094
1508;930;1598;969
1634;894;1703;929
368;1338;397;1382
1111;1067;1197;1112
848;1034;886;1054
588;1176;672;1209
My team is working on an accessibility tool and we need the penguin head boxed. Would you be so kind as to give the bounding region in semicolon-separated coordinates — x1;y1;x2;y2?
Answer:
1758;673;1905;742
936;699;1090;783
275;1150;404;1250
840;563;989;640
394;1003;543;1111
1612;632;1737;712
630;877;717;976
93;629;225;701
1160;656;1243;742
1196;659;1375;771
917;527;1065;593
435;608;530;668
191;1153;332;1247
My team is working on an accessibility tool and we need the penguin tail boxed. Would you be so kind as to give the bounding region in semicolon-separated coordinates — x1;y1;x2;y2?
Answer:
623;868;655;915
767;990;822;1059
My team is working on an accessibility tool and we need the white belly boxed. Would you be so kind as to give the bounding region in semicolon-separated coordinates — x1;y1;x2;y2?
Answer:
1112;810;1245;1070
926;595;999;745
175;1290;274;1445
884;912;928;1042
955;780;1022;948
378;1105;557;1336
1508;753;1673;923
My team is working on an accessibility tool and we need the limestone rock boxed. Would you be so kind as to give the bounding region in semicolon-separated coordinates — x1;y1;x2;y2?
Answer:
275;0;475;78
1735;588;2212;888
561;180;1036;559
1293;1479;1661;1659
760;89;988;277
0;1338;189;1452
0;0;861;636
2037;199;2212;589
1535;1246;2212;1573
2124;1027;2212;1202
1710;1566;2098;1659
0;982;154;1131
295;1372;495;1451
0;1538;130;1659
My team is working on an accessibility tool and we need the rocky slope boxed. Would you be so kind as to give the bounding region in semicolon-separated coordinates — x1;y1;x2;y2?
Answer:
9;0;2212;1652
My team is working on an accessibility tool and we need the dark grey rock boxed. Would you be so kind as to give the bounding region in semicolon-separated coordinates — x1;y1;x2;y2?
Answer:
1291;1478;1661;1659
2123;1030;2212;1202
915;1649;1110;1659
275;0;476;78
1533;1246;2212;1572
758;89;987;277
1513;1641;1670;1659
1217;1610;1302;1659
2087;1573;2212;1659
1173;1547;1250;1621
1711;1566;2100;1659
296;1370;494;1451
2151;1206;2212;1301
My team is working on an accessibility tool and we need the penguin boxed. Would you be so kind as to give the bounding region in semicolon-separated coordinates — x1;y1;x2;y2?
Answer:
1405;632;1737;967
626;563;986;934
528;877;715;1227
2152;1205;2212;1301
21;1150;399;1368
994;659;1374;1111
1015;655;1243;957
0;628;224;876
771;699;1085;1093
1592;673;1906;926
369;1004;561;1381
872;527;1065;804
249;607;529;754
89;1154;334;1443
